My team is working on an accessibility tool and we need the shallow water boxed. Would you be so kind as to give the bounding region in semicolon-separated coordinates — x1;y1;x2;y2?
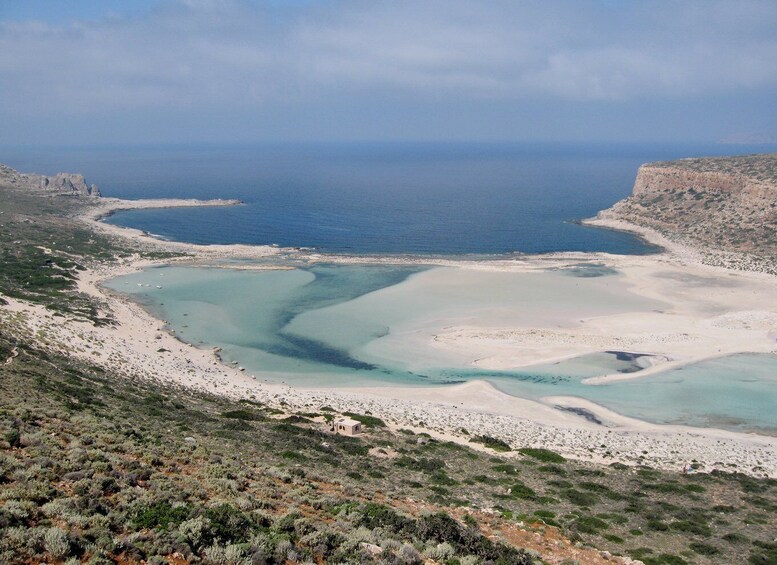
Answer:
109;264;424;383
106;264;777;433
482;354;777;433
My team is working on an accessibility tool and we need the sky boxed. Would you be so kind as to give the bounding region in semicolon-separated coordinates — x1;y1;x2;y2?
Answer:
1;0;776;146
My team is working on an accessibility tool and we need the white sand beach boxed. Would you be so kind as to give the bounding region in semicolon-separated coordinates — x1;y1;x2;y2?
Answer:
424;254;777;380
80;197;284;261
2;197;776;477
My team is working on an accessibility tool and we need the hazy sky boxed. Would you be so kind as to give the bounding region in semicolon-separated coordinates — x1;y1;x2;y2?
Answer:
2;0;776;145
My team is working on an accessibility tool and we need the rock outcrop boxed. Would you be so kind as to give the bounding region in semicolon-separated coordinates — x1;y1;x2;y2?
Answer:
0;163;100;197
599;153;777;258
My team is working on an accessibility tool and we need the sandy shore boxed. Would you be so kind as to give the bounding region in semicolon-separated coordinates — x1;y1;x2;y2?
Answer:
2;196;776;477
425;255;777;380
80;196;285;261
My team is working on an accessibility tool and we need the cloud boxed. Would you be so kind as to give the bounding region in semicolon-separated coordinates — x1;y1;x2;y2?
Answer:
296;0;777;100
1;0;776;118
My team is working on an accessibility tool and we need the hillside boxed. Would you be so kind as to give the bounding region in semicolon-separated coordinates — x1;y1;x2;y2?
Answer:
599;153;777;270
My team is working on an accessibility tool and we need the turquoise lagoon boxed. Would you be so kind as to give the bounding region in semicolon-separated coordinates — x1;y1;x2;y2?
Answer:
107;264;777;434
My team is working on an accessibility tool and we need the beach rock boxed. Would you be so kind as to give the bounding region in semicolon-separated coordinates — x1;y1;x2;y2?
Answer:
359;542;383;556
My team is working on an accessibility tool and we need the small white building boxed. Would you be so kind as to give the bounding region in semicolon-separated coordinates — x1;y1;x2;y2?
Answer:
333;417;362;436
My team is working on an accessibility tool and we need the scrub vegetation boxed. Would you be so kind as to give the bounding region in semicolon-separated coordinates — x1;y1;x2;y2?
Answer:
650;153;777;184
0;178;179;323
2;330;777;564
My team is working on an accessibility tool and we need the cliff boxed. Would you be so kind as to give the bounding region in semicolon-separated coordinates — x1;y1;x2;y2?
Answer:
0;163;100;196
600;153;777;258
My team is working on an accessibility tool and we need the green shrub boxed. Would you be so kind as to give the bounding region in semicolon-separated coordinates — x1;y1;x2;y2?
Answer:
684;483;706;493
491;464;519;475
395;456;445;473
642;554;688;565
342;412;385;428
646;519;670;532
205;504;254;544
357;503;412;532
562;489;597;507
221;419;252;432
430;470;458;486
630;547;654;559
518;448;565;463
570;515;608;534
722;532;747;544
5;427;21;448
221;409;262;421
470;435;511;452
538;465;566;475
133;502;191;530
749;540;777;564
578;481;611;493
509;481;536;499
670;520;711;537
689;541;719;555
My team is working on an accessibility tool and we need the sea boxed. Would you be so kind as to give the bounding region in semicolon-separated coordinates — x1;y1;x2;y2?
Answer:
6;141;774;256
4;141;776;433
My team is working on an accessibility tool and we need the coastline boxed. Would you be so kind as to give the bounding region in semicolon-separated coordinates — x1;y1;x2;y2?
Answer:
80;196;284;261
3;195;776;477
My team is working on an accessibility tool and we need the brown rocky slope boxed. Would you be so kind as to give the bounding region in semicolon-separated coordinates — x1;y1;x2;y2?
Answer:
598;153;777;269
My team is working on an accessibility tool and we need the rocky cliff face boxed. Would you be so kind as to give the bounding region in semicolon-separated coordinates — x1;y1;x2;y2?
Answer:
0;163;100;197
600;153;777;256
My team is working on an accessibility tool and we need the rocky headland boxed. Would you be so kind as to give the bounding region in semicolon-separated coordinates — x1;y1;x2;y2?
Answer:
596;153;777;273
0;162;101;196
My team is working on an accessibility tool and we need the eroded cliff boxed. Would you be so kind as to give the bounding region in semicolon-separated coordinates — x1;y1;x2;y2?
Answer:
0;163;100;196
600;153;777;258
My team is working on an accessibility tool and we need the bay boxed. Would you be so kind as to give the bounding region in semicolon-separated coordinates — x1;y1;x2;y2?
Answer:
5;141;772;255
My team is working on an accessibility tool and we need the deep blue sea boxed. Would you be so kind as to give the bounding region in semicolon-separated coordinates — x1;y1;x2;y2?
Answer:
3;141;772;255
